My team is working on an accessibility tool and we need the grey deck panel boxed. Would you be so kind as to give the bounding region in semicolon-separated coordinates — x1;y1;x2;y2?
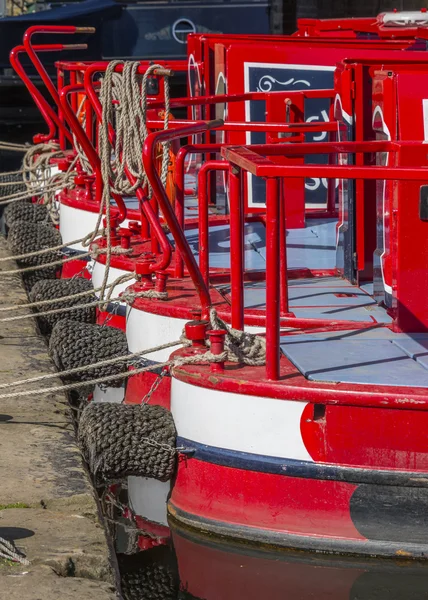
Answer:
280;330;428;388
238;281;377;310
291;305;392;323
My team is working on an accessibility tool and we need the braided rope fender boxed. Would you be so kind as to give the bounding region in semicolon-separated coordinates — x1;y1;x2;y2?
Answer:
49;319;128;387
7;220;61;290
119;548;179;600
78;403;177;481
29;279;96;335
4;200;50;229
0;172;25;199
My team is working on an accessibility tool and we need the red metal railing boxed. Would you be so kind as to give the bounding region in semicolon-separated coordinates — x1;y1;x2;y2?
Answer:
222;140;428;379
9;44;75;144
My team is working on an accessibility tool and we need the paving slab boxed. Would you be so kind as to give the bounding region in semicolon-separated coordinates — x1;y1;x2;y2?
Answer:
0;237;117;598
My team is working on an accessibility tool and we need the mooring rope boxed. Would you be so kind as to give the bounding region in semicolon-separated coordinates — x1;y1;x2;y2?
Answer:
0;244;130;276
209;307;266;366
0;229;105;263
0;349;228;400
0;251;92;275
0;277;119;312
0;140;30;151
0;536;30;565
0;339;186;390
0;286;163;322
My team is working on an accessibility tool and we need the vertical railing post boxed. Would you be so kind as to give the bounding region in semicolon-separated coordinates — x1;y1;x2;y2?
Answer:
70;71;77;113
266;177;281;380
173;147;186;278
198;165;210;288
279;180;289;316
57;68;65;150
229;164;244;331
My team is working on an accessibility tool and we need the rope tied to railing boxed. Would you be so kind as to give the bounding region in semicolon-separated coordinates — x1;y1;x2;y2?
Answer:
95;61;171;309
0;140;30;152
209;308;266;366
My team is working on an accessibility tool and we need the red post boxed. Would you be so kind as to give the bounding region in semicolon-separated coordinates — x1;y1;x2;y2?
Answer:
174;143;222;278
198;160;229;288
229;165;244;331
279;181;290;316
57;67;65;149
70;71;78;113
207;329;227;373
265;177;281;381
185;321;209;347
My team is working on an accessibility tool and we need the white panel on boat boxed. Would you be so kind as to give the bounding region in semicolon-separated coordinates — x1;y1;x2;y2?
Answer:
171;378;313;461
128;476;169;526
280;333;428;387
92;385;125;403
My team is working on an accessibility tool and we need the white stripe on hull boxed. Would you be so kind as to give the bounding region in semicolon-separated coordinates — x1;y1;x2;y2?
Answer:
126;307;188;362
91;261;136;302
171;377;313;461
59;202;131;251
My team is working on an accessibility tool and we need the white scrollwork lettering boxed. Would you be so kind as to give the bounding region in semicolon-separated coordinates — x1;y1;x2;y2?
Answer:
257;75;311;92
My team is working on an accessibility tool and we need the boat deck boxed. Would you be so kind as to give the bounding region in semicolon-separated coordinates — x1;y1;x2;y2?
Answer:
281;328;428;388
221;276;392;324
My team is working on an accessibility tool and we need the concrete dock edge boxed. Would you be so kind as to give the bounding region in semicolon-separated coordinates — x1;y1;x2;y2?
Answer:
0;236;117;599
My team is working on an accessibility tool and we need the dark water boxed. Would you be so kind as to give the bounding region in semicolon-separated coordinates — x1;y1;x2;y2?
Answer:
114;515;428;600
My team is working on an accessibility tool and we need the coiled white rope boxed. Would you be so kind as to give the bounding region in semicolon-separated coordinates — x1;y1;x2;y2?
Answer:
96;61;171;308
0;536;30;565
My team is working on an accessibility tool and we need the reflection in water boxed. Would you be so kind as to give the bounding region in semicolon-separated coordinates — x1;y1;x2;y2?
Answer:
116;516;428;600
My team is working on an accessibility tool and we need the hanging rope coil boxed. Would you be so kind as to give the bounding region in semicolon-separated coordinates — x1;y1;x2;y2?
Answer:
98;61;170;197
29;278;96;335
21;142;63;192
0;535;30;566
49;319;129;388
78;402;177;481
95;61;171;308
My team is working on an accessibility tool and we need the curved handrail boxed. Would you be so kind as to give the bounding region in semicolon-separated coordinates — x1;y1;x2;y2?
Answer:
22;25;94;135
10;44;61;143
83;61;176;248
59;82;127;223
143;120;224;318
